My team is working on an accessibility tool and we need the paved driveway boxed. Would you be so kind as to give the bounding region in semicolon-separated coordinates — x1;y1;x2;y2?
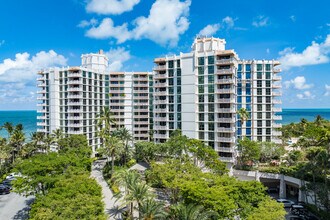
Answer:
0;192;34;220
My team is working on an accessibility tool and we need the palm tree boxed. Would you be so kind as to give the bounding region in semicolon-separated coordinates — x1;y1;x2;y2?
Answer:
98;134;123;175
125;181;152;218
42;134;54;153
169;203;218;220
52;129;64;144
237;108;249;128
96;106;116;132
1;122;14;139
112;128;133;165
139;198;167;220
0;137;11;172
9;129;25;162
315;115;324;126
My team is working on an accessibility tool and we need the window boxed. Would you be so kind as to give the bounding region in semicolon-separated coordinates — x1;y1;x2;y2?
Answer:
177;77;181;86
266;81;271;87
246;88;251;95
257;72;262;79
208;56;214;65
198;57;205;66
266;120;271;127
257;97;262;103
199;123;205;131
257;80;262;87
257;104;262;111
208;65;214;74
266;88;271;95
266;112;271;119
238;64;242;71
177;60;181;68
266;64;271;71
257;128;262;135
266;104;271;111
237;96;242;103
208;104;214;112
208;85;214;93
208;94;214;102
257;112;262;119
168;60;174;68
198;85;204;93
177;69;181;77
266;96;271;103
246;64;251;72
246;96;251;103
266;72;271;79
169;69;174;77
257;88;262;95
199;104;204;112
199;113;204;121
208;75;214;83
208;113;214;121
199;132;204;139
198;76;204;84
198;67;204;75
209;123;214;131
199;95;204;103
257;64;262;71
246;72;251;79
209;132;214;140
257;120;262;127
266;128;271;135
169;78;174;86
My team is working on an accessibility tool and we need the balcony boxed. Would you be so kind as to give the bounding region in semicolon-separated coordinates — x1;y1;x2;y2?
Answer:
37;122;47;126
216;79;234;84
37;77;46;81
273;107;282;112
37;109;47;113
273;68;281;73
216;137;235;143
273;115;282;120
67;116;83;120
216;58;234;65
153;65;167;71
273;131;282;136
68;87;83;92
154;100;167;105
154;91;167;96
154;108;168;113
217;147;234;153
68;79;82;84
68;72;81;77
216;98;235;103
272;99;282;104
217;127;235;133
154;83;167;87
273;75;282;81
218;117;235;123
68;123;83;128
133;102;149;106
153;125;168;130
37;96;46;100
272;92;282;96
273;123;282;128
37;103;47;107
272;84;282;89
37;128;47;133
37;90;46;94
68;130;83;135
37;115;46;120
37;83;46;87
272;138;282;144
216;107;236;113
68;109;83;113
217;68;235;74
154;73;167;79
68;101;83;106
154;133;168;139
215;88;235;94
67;94;83;99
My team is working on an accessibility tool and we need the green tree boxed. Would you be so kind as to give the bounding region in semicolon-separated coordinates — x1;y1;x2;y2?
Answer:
138;197;167;220
246;198;286;220
1;122;14;139
169;203;218;220
237;138;260;168
135;141;160;163
10;128;25;162
259;142;285;163
112;127;133;165
237;108;249;129
98;135;123;175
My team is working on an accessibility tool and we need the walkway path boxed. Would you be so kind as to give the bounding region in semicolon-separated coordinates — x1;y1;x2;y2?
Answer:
91;159;123;220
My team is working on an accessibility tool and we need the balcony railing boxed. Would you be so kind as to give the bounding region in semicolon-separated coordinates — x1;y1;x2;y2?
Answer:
217;68;235;74
216;58;235;65
216;98;235;103
68;72;81;77
273;123;282;128
272;99;282;104
216;79;234;84
216;137;235;143
217;127;235;132
272;92;282;96
215;88;235;93
273;75;282;80
216;107;236;113
273;115;282;120
217;147;234;153
218;117;235;123
153;65;167;71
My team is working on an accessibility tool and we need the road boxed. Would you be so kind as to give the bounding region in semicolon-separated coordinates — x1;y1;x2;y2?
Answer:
0;192;34;220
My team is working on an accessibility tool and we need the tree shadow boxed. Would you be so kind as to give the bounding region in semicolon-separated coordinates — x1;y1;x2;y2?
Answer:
107;205;125;220
12;197;34;220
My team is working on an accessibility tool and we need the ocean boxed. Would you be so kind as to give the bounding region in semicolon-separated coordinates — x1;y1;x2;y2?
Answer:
0;109;330;138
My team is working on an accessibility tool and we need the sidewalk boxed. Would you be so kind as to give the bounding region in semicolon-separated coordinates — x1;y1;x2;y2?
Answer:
91;160;123;220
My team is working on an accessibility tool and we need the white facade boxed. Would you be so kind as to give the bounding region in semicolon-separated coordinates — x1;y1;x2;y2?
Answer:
153;37;282;165
37;51;152;152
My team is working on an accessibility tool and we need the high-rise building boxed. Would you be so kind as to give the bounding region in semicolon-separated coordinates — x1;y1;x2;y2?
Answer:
37;50;152;152
152;37;282;165
37;37;282;165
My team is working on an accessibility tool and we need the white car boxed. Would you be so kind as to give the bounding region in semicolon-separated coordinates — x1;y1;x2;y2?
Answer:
276;199;295;208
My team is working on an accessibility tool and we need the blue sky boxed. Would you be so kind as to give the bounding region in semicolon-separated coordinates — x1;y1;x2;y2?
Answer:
0;0;329;110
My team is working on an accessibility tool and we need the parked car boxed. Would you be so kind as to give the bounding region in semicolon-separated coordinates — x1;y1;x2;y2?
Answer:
290;205;307;215
1;180;12;190
0;185;10;194
276;199;295;207
6;172;22;180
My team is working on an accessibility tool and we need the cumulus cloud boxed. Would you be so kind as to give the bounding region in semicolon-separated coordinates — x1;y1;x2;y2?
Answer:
105;47;131;71
86;0;140;15
297;91;315;99
77;18;98;28
252;15;269;27
198;24;220;36
284;76;313;90
324;84;330;96
279;35;330;69
86;18;131;43
85;0;191;47
197;16;236;37
0;50;67;106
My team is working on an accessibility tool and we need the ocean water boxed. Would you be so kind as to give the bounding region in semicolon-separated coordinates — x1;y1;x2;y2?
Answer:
0;111;37;139
0;109;330;139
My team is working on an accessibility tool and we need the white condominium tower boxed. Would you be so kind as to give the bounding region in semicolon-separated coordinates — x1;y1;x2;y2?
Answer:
153;37;282;164
37;50;152;152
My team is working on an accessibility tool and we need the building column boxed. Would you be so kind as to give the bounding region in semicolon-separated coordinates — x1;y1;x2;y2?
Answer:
298;180;306;202
279;175;286;199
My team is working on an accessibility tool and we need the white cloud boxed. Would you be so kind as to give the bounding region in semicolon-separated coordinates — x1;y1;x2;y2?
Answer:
104;47;131;71
86;0;140;15
0;51;67;106
0;50;67;83
222;16;235;28
85;0;191;47
198;24;220;36
324;84;330;96
0;40;4;47
77;18;98;28
266;48;270;54
86;18;131;43
297;91;315;99
279;35;330;69
284;76;313;90
252;15;269;27
290;15;296;22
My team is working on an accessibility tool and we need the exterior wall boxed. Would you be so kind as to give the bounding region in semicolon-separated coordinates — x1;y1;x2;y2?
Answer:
153;37;282;165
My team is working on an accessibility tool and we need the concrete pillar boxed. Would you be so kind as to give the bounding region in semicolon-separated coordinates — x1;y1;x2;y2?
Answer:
298;180;306;202
279;175;286;199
